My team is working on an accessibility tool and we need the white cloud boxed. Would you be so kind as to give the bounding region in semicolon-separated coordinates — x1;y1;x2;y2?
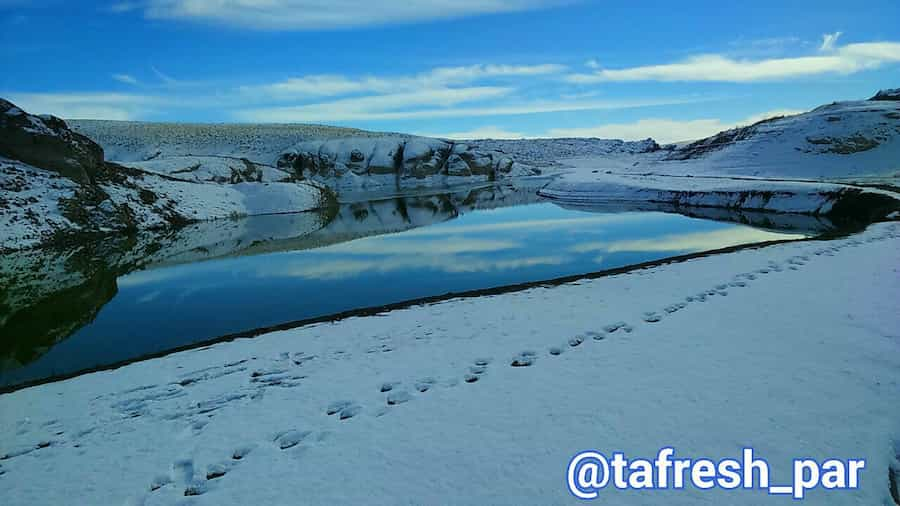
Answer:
820;31;842;51
565;36;900;83
546;109;804;144
242;64;567;99
235;86;514;122
112;73;139;85
3;92;156;120
127;0;568;30
422;126;526;140
235;94;700;123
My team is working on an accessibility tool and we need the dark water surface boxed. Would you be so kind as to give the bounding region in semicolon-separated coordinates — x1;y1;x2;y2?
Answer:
0;183;813;388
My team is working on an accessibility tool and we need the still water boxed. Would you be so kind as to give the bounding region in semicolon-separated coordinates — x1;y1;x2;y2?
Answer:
0;183;813;388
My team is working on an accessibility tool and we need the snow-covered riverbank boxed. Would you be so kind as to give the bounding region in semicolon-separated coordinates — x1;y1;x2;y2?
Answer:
2;221;898;505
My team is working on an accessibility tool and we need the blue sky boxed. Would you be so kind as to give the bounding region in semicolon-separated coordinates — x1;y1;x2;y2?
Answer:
2;0;899;142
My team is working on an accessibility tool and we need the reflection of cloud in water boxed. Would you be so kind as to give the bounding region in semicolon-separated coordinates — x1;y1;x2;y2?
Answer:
259;255;571;280
401;214;647;237
572;228;803;254
308;237;520;256
136;290;162;304
118;268;185;288
593;255;604;265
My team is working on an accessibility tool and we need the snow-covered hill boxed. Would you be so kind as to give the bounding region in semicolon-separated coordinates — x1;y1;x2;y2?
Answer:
69;121;661;193
541;91;900;219
663;94;900;180
68;121;386;164
1;101;331;252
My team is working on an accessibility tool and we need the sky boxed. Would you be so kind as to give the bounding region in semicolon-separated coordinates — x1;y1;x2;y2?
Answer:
1;0;899;143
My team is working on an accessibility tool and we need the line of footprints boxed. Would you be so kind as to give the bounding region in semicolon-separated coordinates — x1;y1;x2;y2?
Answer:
146;224;900;497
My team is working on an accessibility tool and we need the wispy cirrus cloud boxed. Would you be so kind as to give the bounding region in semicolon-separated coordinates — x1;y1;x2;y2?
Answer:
114;0;571;30
112;73;139;85
2;92;158;120
233;94;703;123
241;64;567;99
565;35;900;83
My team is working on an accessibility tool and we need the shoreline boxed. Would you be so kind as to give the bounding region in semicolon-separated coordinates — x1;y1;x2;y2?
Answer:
1;221;897;505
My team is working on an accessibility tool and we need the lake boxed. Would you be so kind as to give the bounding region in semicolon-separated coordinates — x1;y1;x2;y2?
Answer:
0;181;821;389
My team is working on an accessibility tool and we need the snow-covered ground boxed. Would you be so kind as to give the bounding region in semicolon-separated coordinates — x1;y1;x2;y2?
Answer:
2;221;898;505
540;97;900;216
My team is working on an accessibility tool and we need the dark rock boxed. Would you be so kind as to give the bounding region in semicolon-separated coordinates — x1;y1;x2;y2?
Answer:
0;98;104;183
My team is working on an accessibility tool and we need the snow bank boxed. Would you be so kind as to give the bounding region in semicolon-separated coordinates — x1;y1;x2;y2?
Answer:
1;222;898;505
539;173;860;214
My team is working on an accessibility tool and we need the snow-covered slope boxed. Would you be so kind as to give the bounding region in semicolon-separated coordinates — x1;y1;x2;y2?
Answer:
69;121;661;193
664;98;900;180
541;93;900;218
1;222;898;505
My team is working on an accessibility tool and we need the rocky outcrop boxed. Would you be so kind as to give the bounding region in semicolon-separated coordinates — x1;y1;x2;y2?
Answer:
0;99;104;184
276;137;539;187
1;99;333;252
870;88;900;101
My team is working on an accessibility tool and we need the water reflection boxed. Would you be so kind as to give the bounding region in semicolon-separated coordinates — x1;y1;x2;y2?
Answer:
0;180;821;389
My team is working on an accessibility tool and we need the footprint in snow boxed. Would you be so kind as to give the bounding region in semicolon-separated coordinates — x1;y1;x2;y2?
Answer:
469;364;488;375
386;390;412;405
206;463;228;480
603;322;628;333
232;444;255;461
326;400;361;420
643;312;663;323
549;346;563;356
414;378;437;392
568;334;585;347
183;479;209;497
585;330;605;341
275;430;311;450
511;351;537;367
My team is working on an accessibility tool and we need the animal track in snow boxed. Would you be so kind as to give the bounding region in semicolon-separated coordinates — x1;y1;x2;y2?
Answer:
511;351;537;367
643;312;663;323
414;378;437;392
386;390;412;405
275;430;311;450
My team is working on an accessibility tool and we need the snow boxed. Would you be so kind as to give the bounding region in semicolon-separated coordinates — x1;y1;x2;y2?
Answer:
2;221;898;505
539;173;859;215
539;99;900;214
0;157;80;250
122;156;293;184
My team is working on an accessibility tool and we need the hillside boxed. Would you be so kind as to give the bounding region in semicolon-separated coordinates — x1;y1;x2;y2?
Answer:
663;90;900;181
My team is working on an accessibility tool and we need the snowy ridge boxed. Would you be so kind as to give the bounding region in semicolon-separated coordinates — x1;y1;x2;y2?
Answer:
543;95;900;217
68;120;389;164
662;99;900;179
1;222;898;505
